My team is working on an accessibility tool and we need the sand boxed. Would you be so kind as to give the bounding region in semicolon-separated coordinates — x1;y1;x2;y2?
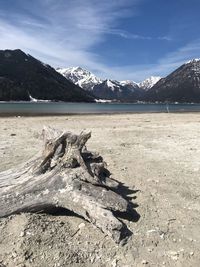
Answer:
0;113;200;267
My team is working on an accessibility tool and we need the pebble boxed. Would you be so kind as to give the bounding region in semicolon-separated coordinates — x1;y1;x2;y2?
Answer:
12;251;17;258
111;259;118;267
169;251;179;261
190;252;194;256
78;222;85;229
20;231;25;237
142;260;148;264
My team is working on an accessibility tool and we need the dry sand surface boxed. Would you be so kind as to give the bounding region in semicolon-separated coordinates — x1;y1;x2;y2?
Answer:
0;113;200;267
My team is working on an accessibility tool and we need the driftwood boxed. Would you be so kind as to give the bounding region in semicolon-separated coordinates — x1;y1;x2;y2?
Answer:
0;127;137;244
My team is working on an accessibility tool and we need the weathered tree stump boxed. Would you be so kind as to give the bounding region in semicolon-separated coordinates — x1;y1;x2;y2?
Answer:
0;127;135;244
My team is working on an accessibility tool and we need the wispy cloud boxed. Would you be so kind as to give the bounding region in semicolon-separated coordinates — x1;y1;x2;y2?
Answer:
77;24;154;40
0;1;139;65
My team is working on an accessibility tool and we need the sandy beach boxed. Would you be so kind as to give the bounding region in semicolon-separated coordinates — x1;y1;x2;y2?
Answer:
0;113;200;267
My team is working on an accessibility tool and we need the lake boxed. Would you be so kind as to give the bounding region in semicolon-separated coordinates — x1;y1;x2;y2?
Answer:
1;102;200;115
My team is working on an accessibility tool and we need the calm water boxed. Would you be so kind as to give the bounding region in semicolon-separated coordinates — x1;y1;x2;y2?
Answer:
0;102;200;115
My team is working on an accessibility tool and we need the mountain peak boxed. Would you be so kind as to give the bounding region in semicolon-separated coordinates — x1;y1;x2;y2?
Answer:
185;58;200;64
0;49;30;59
139;76;161;90
120;80;138;86
144;58;200;102
57;66;102;91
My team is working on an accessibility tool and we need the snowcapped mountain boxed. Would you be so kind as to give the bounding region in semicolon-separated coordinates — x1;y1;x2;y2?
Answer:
106;80;121;91
145;59;200;102
93;79;143;101
56;66;162;101
139;76;161;90
57;67;102;91
120;80;139;91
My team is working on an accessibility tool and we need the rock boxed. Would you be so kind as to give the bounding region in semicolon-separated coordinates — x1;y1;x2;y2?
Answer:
142;260;148;264
20;231;25;237
111;259;118;267
78;223;85;229
168;251;179;261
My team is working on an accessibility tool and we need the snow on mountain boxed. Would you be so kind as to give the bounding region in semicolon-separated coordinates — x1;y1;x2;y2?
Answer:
144;59;200;102
56;66;162;100
106;79;121;91
120;80;140;92
185;58;200;64
93;79;143;101
120;80;138;87
139;76;161;90
57;67;102;91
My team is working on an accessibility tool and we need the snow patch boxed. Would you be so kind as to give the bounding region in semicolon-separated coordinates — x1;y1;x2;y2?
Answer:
186;58;200;64
29;93;51;103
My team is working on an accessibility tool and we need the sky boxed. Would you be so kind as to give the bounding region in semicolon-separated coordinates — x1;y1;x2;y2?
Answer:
0;0;200;82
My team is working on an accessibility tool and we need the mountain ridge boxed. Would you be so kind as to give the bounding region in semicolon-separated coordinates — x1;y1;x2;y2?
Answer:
57;66;160;101
1;49;200;103
145;59;200;103
0;49;94;102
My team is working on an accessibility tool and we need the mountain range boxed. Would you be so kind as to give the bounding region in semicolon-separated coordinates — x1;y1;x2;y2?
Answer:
1;49;200;103
58;60;200;103
57;67;161;101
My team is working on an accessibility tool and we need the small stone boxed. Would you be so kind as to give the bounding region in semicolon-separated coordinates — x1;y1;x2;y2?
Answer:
78;222;85;229
26;231;32;235
169;251;179;261
190;252;194;256
160;233;165;239
90;256;96;263
142;260;148;264
111;259;118;267
12;251;17;258
20;231;25;237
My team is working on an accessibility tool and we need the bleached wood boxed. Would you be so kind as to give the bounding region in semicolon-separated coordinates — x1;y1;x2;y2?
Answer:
0;127;132;244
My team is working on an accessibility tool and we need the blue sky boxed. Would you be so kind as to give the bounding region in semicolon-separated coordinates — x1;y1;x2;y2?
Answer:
0;0;200;81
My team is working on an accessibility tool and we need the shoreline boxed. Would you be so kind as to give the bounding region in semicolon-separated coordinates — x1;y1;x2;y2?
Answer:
1;110;200;117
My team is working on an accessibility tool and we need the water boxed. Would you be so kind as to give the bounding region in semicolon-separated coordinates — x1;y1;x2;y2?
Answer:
0;102;200;115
